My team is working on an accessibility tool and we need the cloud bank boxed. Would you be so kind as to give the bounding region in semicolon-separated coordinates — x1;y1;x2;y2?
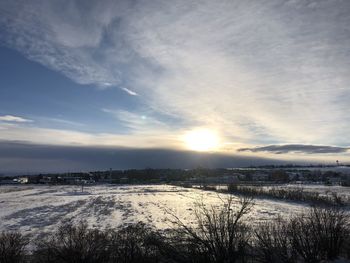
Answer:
0;141;285;174
238;144;349;154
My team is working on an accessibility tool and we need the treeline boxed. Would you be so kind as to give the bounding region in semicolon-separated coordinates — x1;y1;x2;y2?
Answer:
1;198;349;263
226;184;350;207
5;166;349;185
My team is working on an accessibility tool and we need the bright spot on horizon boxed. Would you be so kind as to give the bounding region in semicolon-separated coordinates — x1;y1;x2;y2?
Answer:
184;129;220;152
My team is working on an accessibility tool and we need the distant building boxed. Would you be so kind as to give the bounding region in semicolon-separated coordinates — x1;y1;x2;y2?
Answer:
17;177;29;184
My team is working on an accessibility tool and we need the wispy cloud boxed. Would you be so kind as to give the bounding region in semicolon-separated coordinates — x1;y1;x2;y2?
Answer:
39;117;85;127
121;87;138;96
0;118;181;149
1;0;350;156
0;115;32;123
101;108;174;133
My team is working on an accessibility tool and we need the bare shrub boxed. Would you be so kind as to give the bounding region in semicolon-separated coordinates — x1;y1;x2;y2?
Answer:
164;196;254;263
32;221;110;263
108;222;160;263
0;231;28;263
289;206;349;262
345;230;350;259
254;217;296;263
227;184;347;206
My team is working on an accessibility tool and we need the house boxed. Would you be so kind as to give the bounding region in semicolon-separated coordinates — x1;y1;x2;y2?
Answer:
18;177;29;184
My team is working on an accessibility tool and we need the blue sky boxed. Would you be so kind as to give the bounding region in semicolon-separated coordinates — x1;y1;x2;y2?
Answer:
0;47;144;134
0;0;350;172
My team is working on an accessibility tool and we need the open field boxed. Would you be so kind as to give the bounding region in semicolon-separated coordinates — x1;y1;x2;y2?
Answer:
0;184;318;239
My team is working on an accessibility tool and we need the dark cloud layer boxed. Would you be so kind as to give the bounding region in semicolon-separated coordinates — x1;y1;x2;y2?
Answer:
238;144;349;154
0;141;285;174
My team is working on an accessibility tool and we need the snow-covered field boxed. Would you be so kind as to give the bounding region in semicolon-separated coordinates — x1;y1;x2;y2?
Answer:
0;184;335;240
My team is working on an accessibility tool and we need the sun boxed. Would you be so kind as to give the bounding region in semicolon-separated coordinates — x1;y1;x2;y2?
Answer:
184;129;220;151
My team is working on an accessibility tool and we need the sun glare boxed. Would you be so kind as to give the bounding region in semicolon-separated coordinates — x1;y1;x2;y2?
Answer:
184;129;220;151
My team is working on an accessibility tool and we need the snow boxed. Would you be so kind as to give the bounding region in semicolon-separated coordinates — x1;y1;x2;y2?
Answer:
0;184;338;240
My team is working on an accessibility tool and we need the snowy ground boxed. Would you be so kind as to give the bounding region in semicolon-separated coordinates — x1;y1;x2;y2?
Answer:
0;184;340;240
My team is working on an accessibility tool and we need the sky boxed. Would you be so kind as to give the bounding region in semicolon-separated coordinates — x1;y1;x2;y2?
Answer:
0;0;350;173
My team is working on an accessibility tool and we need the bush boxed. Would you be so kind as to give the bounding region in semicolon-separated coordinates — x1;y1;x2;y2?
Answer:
163;196;254;263
32;221;110;263
108;222;160;263
32;221;160;263
289;206;349;262
227;184;347;206
253;206;350;262
254;217;296;263
0;231;28;263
